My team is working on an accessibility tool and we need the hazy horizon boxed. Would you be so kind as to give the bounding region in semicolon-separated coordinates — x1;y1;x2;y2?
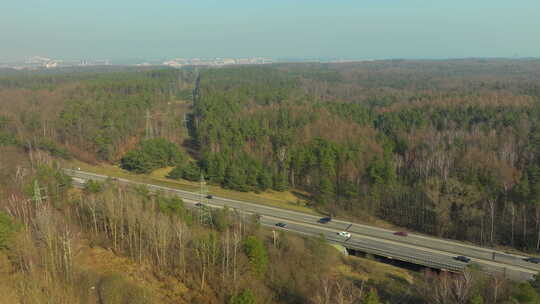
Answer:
3;0;539;61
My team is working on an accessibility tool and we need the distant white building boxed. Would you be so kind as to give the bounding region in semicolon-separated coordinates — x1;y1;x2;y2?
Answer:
45;61;58;68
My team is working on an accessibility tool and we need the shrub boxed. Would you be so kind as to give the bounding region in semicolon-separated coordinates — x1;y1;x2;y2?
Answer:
84;180;104;193
120;138;185;174
229;289;256;304
511;282;539;304
243;236;268;278
166;162;200;181
0;212;17;250
0;132;18;146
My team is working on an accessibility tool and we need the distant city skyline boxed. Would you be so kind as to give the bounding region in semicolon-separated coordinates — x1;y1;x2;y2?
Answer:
2;0;539;61
2;55;378;70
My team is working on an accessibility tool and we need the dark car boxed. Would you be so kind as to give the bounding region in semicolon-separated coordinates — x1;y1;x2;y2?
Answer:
393;231;408;237
275;222;287;228
524;257;540;264
195;202;203;207
455;256;471;263
318;217;332;224
206;195;213;199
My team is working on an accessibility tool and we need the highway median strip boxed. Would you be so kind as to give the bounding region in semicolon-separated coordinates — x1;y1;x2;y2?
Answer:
66;169;538;279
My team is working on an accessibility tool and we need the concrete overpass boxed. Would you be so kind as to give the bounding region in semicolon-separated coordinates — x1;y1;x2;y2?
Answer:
65;169;539;281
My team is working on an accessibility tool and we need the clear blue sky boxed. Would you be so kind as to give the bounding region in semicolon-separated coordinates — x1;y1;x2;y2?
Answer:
2;0;539;61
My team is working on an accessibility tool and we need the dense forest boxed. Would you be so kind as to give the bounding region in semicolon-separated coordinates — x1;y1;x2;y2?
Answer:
2;60;540;302
0;67;195;161
187;60;540;251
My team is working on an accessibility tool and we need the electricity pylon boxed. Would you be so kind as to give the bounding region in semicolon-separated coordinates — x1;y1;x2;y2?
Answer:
145;109;154;139
198;173;212;226
32;179;48;205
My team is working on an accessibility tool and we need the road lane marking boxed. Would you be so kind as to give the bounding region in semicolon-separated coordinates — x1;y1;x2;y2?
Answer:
66;169;538;277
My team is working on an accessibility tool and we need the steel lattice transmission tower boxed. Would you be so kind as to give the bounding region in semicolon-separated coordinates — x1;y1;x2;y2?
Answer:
145;109;154;139
198;173;212;226
32;179;48;205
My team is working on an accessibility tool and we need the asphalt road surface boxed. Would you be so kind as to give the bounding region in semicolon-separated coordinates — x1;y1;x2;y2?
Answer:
65;169;539;281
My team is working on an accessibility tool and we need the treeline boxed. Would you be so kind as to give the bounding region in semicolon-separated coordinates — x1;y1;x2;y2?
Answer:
0;66;185;89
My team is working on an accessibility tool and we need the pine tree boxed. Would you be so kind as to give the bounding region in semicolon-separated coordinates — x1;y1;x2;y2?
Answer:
229;289;256;304
470;294;484;304
364;288;380;304
243;236;268;278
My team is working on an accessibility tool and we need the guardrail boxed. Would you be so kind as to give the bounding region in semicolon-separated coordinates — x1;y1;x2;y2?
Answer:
331;240;465;272
65;169;535;280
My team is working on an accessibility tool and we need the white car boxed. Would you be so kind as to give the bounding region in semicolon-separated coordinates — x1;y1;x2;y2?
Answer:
338;231;351;238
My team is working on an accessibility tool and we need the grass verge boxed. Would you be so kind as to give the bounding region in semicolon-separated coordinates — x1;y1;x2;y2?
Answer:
64;160;317;215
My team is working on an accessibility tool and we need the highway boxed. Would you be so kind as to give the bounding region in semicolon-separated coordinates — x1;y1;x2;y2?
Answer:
65;169;539;281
